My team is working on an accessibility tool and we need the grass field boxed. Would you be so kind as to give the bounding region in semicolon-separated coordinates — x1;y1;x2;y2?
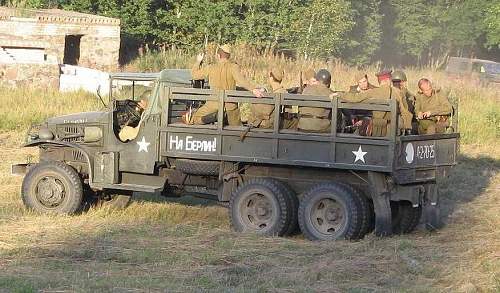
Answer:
0;51;499;292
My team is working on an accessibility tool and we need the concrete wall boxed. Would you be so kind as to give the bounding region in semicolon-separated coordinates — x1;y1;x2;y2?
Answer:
0;18;120;71
0;62;60;88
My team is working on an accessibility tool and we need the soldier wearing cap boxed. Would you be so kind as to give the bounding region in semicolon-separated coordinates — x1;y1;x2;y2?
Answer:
349;73;377;93
343;70;413;136
248;68;286;128
190;44;262;126
297;69;333;132
415;78;453;134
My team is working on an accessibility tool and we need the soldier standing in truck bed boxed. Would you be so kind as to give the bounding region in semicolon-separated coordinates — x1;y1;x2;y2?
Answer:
248;68;286;129
297;69;333;133
190;44;262;126
415;78;453;134
392;70;417;133
342;70;413;136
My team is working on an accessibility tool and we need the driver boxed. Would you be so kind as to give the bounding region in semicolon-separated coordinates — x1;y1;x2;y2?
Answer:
118;90;151;142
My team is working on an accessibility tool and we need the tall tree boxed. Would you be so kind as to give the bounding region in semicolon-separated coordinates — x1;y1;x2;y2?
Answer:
341;0;382;66
288;0;353;59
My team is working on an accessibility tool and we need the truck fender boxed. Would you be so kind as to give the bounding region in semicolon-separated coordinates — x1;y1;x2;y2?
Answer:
23;140;95;185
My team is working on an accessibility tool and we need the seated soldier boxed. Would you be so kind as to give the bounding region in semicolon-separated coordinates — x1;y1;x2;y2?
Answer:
189;44;262;126
415;78;453;134
342;70;413;137
297;69;333;133
248;68;285;129
349;73;377;93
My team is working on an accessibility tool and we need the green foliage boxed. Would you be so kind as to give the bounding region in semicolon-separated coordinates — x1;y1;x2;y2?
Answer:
287;0;353;58
341;0;382;65
8;0;499;64
484;2;500;49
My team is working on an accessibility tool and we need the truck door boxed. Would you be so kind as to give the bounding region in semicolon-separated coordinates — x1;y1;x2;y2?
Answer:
117;114;160;174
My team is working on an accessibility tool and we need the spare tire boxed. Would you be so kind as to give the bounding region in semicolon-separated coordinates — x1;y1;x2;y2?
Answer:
174;159;220;176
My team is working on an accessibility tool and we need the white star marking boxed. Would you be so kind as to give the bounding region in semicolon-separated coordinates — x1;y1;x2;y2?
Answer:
352;146;367;163
137;136;150;153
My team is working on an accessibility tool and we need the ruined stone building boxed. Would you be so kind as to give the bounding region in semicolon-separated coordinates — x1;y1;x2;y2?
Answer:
0;7;120;87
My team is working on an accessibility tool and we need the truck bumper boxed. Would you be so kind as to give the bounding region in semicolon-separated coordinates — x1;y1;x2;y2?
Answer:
11;163;29;176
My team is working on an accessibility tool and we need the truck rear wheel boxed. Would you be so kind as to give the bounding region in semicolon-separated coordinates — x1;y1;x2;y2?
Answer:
270;179;299;236
229;178;291;236
391;201;422;234
298;183;363;241
21;161;83;215
338;183;374;239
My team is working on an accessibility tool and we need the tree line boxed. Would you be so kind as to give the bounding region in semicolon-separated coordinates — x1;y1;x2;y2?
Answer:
3;0;500;66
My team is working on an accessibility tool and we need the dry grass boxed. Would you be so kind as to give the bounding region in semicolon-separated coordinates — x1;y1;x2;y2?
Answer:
0;50;499;291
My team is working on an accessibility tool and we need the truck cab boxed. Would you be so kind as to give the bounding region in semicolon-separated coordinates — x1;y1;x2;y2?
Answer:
12;69;459;240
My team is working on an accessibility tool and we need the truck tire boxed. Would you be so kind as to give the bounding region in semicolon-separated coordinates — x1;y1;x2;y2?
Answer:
391;201;422;234
21;161;83;215
270;179;299;236
338;183;374;239
298;183;363;241
229;178;291;236
175;159;220;176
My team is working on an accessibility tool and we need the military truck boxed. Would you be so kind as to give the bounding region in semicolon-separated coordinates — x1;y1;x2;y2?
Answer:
11;70;459;240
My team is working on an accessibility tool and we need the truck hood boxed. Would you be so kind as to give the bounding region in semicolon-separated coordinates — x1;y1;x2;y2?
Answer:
47;111;108;125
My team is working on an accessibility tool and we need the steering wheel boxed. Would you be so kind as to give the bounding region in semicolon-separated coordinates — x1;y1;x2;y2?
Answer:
123;99;142;123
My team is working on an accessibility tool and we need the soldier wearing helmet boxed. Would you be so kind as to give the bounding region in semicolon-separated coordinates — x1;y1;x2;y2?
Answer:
342;70;413;136
297;69;333;132
392;70;416;109
190;44;262;126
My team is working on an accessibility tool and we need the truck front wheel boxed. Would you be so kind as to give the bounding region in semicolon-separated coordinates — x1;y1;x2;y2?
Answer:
298;183;363;241
21;161;83;215
229;178;291;236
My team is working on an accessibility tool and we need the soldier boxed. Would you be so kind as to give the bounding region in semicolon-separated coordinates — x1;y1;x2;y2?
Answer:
190;44;262;126
297;69;333;133
415;78;453;134
349;73;377;93
342;70;413;136
248;68;286;128
392;70;415;112
287;68;316;94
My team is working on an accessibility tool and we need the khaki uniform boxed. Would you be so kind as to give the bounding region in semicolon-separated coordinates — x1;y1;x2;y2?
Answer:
248;86;286;128
415;90;453;134
298;84;332;132
191;59;257;126
343;84;413;136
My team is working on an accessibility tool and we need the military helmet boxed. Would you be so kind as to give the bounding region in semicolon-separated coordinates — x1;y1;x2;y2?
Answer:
315;69;331;85
392;70;407;82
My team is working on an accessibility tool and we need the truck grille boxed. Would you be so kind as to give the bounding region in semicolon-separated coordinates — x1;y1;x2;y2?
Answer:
72;150;85;161
58;125;83;142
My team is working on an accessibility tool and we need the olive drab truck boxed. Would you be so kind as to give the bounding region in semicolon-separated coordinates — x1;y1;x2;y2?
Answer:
11;69;459;240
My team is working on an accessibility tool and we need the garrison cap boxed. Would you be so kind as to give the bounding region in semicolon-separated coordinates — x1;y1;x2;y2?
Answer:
303;68;316;80
315;69;332;85
218;44;232;54
270;68;284;82
376;69;392;80
392;70;407;82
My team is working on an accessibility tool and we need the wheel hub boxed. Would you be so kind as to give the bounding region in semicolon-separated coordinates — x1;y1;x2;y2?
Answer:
36;176;65;207
311;198;345;235
242;193;274;230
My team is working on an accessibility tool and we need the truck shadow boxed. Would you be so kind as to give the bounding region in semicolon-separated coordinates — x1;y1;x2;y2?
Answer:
133;191;222;207
439;153;499;222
